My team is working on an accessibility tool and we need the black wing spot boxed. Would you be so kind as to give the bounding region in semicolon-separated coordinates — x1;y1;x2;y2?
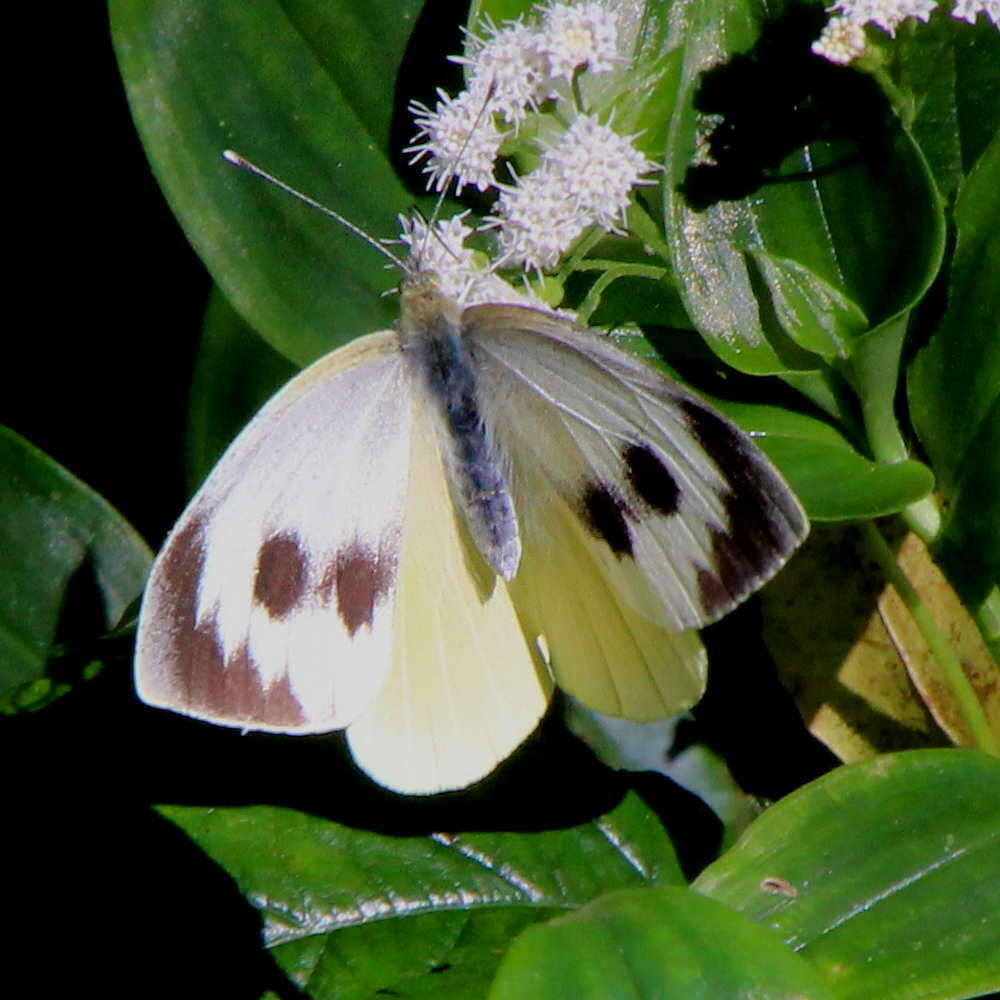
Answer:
254;533;309;620
624;443;680;516
581;483;634;557
678;397;808;618
325;540;396;637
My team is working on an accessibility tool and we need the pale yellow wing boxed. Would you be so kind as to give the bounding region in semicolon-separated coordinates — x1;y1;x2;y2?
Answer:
346;386;553;794
508;473;707;721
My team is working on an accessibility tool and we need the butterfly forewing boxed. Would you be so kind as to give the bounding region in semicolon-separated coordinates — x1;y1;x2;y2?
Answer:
464;304;808;633
135;331;411;733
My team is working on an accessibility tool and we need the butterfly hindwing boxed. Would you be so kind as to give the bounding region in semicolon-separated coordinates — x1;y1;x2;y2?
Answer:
135;331;411;733
346;385;552;793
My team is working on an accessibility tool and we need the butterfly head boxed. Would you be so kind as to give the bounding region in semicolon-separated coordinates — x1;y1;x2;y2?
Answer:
397;268;463;342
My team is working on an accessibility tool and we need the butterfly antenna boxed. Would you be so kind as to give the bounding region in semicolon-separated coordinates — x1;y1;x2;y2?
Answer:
416;81;498;264
222;150;406;270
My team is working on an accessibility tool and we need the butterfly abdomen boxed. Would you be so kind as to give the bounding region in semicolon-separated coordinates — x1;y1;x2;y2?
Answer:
399;275;521;581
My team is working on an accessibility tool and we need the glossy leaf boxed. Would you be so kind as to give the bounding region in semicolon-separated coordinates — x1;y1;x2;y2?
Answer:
489;887;834;1000
695;749;1000;1000
0;426;151;711
110;0;424;365
161;790;684;998
660;0;944;375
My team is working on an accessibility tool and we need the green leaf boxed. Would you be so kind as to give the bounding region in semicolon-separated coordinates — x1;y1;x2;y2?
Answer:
694;749;1000;1000
747;249;869;360
933;395;1000;612
489;887;834;1000
890;12;1000;198
109;0;424;365
160;790;684;998
909;135;999;489
909;134;1000;600
660;1;944;374
0;427;151;712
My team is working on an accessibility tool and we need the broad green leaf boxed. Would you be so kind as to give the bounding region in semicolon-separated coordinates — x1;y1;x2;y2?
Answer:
909;135;999;491
747;249;869;360
909;135;1000;604
161;790;684;999
0;427;151;712
110;0;423;365
489;887;834;1000
695;749;1000;1000
661;0;944;374
760;440;933;521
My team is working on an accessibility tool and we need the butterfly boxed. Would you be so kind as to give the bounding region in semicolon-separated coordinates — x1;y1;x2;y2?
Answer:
134;236;808;795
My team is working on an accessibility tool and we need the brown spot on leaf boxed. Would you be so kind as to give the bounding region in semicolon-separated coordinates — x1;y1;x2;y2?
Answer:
760;876;798;898
254;533;309;619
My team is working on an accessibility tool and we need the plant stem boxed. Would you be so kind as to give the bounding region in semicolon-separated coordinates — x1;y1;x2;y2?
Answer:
574;262;668;323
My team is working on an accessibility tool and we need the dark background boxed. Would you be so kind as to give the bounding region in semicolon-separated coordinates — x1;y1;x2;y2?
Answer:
7;6;209;546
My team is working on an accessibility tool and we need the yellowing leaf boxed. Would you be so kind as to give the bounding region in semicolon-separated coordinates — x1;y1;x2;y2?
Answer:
878;530;1000;748
761;523;945;761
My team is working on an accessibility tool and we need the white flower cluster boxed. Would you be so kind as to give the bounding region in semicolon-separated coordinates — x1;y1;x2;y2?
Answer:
405;1;657;283
813;0;999;64
407;1;621;194
488;114;655;271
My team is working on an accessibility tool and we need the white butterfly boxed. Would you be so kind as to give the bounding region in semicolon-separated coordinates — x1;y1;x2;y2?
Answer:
134;247;807;794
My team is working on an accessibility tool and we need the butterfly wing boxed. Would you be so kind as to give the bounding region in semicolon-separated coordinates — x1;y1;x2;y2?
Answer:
136;325;550;793
135;331;413;733
346;382;552;794
464;304;807;719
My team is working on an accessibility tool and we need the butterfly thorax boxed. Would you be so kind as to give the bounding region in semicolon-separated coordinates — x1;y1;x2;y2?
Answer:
397;270;521;581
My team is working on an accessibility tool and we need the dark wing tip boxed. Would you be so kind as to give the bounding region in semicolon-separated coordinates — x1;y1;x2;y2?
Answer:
679;398;808;621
